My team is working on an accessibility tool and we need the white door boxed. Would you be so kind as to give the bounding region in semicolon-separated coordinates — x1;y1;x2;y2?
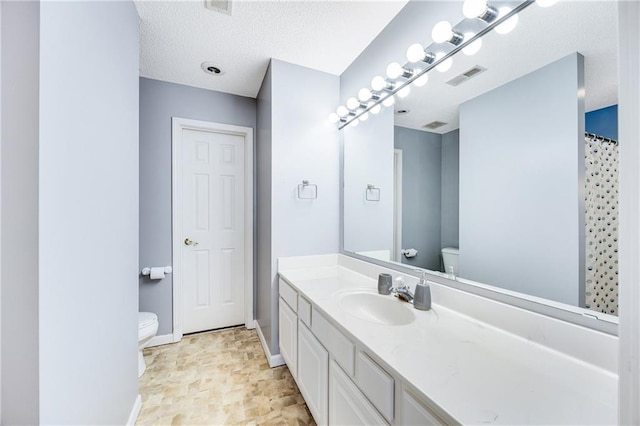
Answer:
181;128;245;333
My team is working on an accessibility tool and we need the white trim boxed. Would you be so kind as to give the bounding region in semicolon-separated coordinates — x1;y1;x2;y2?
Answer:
255;320;285;368
618;2;640;423
393;149;403;263
126;394;142;426
147;333;176;348
171;117;255;342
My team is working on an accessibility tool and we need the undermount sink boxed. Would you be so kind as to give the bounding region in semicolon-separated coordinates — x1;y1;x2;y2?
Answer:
338;291;415;326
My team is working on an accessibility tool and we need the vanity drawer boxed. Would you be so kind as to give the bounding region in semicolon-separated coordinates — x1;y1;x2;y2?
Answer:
279;278;298;312
312;308;355;376
298;296;312;327
356;351;394;422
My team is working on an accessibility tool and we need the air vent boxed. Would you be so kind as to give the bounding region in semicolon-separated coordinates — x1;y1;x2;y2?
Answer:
446;65;487;87
205;0;232;15
423;121;447;130
395;109;410;115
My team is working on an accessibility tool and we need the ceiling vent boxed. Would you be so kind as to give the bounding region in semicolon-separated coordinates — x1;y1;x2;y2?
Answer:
423;121;447;130
205;0;232;15
446;65;487;87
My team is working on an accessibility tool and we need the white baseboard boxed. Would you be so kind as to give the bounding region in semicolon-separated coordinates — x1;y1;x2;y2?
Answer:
126;394;142;426
255;320;285;368
147;333;176;348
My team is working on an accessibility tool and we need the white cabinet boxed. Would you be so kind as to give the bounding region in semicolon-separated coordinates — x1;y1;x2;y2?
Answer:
298;322;329;425
399;389;446;426
329;360;388;426
279;297;298;379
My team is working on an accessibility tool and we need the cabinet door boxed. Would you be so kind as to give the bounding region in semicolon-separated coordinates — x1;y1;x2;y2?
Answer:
298;322;329;425
329;360;387;425
279;297;297;379
399;389;446;426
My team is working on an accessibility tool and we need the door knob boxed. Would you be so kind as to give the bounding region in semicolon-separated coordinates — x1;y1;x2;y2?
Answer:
184;238;198;246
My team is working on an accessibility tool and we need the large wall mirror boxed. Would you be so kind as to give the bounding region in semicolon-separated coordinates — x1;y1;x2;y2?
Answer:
342;1;619;325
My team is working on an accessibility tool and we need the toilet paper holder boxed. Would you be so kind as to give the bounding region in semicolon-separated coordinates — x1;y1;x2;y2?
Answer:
141;266;173;276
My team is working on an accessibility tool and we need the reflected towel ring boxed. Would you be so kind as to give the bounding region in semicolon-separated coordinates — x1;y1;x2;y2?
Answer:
297;180;318;199
366;184;381;202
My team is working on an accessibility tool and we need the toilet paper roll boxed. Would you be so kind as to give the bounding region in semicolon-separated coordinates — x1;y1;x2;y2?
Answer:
149;267;165;280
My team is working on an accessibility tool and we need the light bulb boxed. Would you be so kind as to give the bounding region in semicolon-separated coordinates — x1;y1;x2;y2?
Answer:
349;119;359;128
536;0;558;6
371;76;387;91
495;7;519;34
432;21;453;43
413;73;429;87
328;113;339;123
397;85;410;98
435;52;453;72
406;43;425;63
463;0;488;18
382;95;395;107
346;97;359;110
370;104;382;115
336;106;349;117
462;33;482;55
358;88;372;102
386;62;404;79
359;112;369;122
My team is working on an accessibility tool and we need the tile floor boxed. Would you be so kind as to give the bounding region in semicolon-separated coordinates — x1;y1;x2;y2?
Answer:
137;326;316;426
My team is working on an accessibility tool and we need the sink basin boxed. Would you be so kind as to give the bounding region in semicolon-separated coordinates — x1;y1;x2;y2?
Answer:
338;291;415;326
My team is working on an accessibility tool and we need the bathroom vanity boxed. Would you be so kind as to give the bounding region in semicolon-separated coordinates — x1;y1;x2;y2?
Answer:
278;254;617;425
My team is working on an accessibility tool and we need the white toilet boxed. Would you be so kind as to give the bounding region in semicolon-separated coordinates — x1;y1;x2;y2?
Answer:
441;247;459;276
138;312;159;377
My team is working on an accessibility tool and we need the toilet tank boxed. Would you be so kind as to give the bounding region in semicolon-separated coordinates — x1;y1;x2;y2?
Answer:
441;247;459;275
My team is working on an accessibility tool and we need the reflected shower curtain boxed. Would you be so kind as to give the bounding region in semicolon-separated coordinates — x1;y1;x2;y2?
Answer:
585;134;619;315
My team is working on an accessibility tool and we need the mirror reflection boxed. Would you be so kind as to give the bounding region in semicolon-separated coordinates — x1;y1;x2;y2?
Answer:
343;1;619;316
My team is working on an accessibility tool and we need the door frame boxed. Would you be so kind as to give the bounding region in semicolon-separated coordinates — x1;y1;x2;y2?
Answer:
171;117;254;342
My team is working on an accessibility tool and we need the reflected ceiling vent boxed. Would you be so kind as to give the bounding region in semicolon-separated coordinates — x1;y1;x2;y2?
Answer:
423;121;447;130
205;0;232;15
395;109;410;115
446;65;487;87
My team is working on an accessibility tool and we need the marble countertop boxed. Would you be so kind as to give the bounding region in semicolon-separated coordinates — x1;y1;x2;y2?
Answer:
279;264;617;425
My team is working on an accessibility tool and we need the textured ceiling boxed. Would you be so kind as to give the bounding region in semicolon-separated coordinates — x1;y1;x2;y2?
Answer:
135;0;408;98
393;1;618;133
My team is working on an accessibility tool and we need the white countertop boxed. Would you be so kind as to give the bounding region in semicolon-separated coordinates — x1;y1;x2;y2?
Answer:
279;263;617;425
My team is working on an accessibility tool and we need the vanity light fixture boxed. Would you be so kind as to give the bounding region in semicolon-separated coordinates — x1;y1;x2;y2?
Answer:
358;88;372;102
397;85;411;98
386;62;414;80
462;33;483;55
413;73;429;87
336;105;349;118
435;52;453;72
328;113;340;123
406;44;436;64
462;0;498;23
332;0;553;129
495;7;519;34
346;97;360;110
432;21;464;45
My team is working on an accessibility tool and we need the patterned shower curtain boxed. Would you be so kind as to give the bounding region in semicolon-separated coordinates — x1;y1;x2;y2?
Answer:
585;134;619;315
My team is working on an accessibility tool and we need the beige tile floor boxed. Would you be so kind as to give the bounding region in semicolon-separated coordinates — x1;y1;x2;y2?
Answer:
137;326;316;426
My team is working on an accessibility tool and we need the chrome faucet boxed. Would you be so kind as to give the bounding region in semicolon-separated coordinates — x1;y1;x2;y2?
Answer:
391;276;414;303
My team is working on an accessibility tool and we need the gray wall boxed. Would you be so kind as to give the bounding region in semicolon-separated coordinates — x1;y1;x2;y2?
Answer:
2;2;140;423
257;59;340;356
38;2;140;423
256;64;273;348
394;126;442;271
441;129;460;250
1;2;40;423
459;53;585;306
139;77;257;336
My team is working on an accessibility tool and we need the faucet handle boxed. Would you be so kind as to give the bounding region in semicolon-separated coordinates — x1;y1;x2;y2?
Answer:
394;276;407;289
